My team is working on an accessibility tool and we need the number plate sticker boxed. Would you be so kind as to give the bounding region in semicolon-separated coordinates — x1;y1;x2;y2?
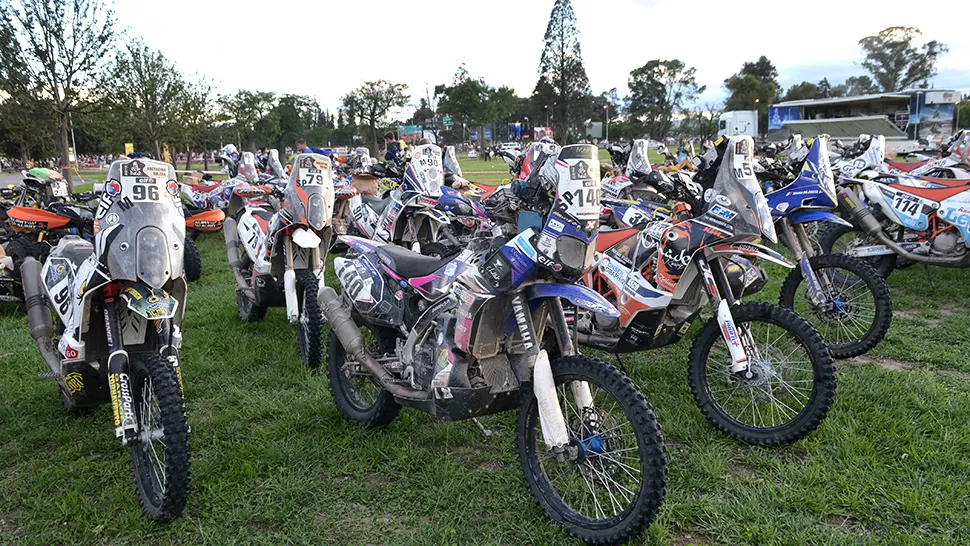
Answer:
120;160;169;202
890;191;922;219
297;156;331;186
557;158;600;221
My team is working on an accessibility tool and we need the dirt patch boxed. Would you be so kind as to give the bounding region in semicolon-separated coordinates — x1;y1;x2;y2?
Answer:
0;510;18;536
843;356;913;371
892;309;920;320
825;513;861;533
939;369;970;382
670;531;714;545
926;305;967;328
364;472;388;493
725;461;755;479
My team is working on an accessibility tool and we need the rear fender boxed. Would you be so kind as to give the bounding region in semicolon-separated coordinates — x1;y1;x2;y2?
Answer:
708;242;795;269
788;210;852;227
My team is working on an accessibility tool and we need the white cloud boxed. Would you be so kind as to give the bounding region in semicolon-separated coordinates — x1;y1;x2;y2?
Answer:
113;0;970;111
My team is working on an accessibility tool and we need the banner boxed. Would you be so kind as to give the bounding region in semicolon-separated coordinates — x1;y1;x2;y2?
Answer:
469;127;479;141
768;106;800;130
398;125;423;136
124;142;134;156
484;127;492;142
508;123;522;140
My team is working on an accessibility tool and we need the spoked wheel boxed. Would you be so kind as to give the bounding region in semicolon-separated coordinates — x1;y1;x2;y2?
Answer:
295;270;323;369
517;356;667;544
128;352;190;522
182;236;202;282
236;253;266;323
689;302;836;446
326;325;401;427
819;224;897;278
779;253;893;359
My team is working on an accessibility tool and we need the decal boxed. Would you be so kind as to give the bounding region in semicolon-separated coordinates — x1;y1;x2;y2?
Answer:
715;194;731;206
65;371;84;393
548;218;565;232
709;204;738;221
511;296;535;350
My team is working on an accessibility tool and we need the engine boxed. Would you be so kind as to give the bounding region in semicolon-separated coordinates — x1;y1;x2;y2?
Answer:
931;230;967;257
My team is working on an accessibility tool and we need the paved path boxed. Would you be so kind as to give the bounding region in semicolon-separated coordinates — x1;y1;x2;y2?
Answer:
0;173;22;188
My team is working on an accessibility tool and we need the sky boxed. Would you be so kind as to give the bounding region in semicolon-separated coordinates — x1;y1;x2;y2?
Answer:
114;0;970;115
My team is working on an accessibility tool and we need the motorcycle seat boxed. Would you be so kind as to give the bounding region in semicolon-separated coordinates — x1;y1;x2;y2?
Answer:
362;194;393;214
377;244;451;278
885;159;929;172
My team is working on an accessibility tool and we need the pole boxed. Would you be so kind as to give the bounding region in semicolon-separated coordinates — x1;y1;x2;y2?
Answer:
69;113;78;169
605;104;609;143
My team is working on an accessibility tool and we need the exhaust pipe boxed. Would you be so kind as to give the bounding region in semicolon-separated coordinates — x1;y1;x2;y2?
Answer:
223;217;256;300
838;188;970;266
20;258;67;389
318;286;427;400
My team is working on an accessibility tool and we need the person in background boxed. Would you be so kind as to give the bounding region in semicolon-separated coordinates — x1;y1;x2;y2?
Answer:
383;132;401;163
296;139;337;158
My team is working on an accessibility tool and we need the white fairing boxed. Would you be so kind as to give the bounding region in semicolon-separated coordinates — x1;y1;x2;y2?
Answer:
838;135;885;179
406;144;445;196
625;139;651;177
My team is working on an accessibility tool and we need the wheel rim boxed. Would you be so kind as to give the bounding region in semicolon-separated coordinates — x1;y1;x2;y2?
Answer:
135;374;167;503
793;266;876;348
339;329;382;410
704;320;815;429
533;379;642;521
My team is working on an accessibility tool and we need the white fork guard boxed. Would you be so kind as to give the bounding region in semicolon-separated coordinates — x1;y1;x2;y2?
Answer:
717;300;749;373
534;350;570;449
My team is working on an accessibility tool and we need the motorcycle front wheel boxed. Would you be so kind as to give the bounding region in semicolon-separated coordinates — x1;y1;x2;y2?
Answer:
516;355;667;545
182;236;202;282
295;270;323;369
688;302;836;446
779;253;892;359
128;352;191;522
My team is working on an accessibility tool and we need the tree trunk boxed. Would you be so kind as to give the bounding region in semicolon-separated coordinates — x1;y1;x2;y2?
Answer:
478;125;486;157
184;145;192;171
153;139;162;162
58;112;73;190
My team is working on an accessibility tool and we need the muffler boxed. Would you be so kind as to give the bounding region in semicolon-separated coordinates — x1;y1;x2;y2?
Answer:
318;286;426;400
20;257;67;389
223;217;255;299
838;187;970;266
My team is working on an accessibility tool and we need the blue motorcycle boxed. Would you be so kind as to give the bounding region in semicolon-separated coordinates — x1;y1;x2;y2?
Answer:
320;144;668;544
765;136;893;358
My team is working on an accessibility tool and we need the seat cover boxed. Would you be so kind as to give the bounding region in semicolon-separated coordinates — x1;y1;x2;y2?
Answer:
596;228;640;251
916;176;970;188
377;244;451;278
888;183;968;202
886;159;929;172
362;194;393;214
251;208;275;222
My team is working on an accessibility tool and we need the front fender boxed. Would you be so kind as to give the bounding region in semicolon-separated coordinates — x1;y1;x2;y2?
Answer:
120;283;179;320
788;210;852;227
525;283;619;318
708;242;795;269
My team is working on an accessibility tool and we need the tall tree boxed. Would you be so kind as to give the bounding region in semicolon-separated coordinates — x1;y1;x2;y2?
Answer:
217;90;277;151
859;27;947;91
113;41;187;162
626;59;705;140
817;78;832;98
437;73;516;152
0;0;117;188
830;75;881;98
783;81;821;102
272;94;319;152
535;0;590;142
342;80;408;154
724;56;780;135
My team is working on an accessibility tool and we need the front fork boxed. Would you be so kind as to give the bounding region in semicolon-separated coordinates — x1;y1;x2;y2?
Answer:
102;285;138;446
697;254;756;375
283;234;326;324
779;219;829;307
524;295;593;452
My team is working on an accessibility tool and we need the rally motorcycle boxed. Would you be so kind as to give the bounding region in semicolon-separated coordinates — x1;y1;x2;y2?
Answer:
224;152;334;368
884;130;970;179
600;139;664;203
348;143;454;253
579;136;836;445
323;144;667;544
19;158;190;521
763;136;892;359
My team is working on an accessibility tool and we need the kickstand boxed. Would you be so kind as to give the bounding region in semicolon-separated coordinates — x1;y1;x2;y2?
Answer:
614;353;628;375
923;264;936;290
472;417;493;438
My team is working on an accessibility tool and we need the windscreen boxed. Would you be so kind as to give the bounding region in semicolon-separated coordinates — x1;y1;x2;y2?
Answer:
444;146;463;177
950;130;969;164
286;153;335;231
703;135;776;243
238;152;260;183
266;149;286;179
625;139;651;177
94;159;185;288
404;144;444;196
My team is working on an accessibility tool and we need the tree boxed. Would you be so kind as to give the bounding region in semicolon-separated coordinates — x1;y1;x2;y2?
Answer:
217;90;277;151
817;78;832;98
956;99;970;130
535;0;590;142
626;59;705;140
783;81;821;102
0;0;117;188
272;94;319;152
112;42;187;162
830;75;881;98
341;80;408;154
859;27;947;91
437;73;515;152
173;80;216;170
723;56;780;135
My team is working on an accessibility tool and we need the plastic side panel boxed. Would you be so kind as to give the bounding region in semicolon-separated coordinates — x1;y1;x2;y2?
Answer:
708;242;795;268
525;283;619;318
788;210;852;227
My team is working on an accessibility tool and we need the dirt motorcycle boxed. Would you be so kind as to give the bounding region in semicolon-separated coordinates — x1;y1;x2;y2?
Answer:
600;139;664;203
348;143;454;252
224;151;334;369
19;158;191;521
323;143;666;544
763;136;893;359
884;130;970;179
578;136;836;446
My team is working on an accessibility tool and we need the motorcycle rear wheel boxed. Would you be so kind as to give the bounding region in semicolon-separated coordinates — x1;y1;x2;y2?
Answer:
128;352;191;522
517;355;667;545
182;237;202;282
819;224;897;278
326;327;401;427
688;302;836;446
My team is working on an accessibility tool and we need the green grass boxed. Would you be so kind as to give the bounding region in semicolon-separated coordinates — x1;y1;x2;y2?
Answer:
4;205;970;544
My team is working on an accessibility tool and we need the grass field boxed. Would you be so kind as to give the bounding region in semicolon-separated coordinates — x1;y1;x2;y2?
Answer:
4;155;970;545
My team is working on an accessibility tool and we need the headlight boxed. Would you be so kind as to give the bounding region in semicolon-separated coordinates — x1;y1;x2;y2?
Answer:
307;193;325;230
136;227;172;289
556;235;594;272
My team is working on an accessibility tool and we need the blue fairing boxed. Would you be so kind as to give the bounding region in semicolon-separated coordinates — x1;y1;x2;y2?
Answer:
788;210;853;227
766;137;838;217
525;283;620;318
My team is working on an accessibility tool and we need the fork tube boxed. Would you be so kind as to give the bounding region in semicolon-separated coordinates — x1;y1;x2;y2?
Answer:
102;285;138;444
548;297;576;357
781;219;828;306
698;254;751;373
